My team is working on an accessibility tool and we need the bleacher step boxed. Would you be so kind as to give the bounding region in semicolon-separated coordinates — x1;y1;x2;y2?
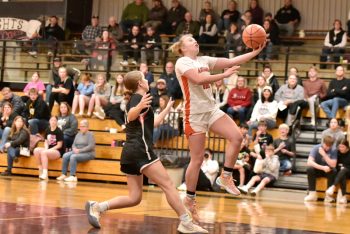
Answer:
273;173;307;190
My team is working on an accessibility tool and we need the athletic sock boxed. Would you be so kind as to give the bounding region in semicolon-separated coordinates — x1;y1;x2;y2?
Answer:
222;167;234;177
98;201;109;212
186;190;196;199
42;169;48;177
179;213;192;222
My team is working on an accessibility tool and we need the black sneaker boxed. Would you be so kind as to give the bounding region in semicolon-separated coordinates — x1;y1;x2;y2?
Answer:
1;170;12;176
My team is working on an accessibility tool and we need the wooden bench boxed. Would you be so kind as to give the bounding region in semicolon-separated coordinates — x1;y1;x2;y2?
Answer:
316;177;350;198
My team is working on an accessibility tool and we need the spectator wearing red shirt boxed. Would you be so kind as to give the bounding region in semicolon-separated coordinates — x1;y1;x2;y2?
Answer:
226;76;252;124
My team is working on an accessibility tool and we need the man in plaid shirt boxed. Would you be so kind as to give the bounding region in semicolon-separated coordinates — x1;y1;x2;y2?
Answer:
82;16;102;41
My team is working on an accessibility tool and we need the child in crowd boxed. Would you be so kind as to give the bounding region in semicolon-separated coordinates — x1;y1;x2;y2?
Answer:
239;144;280;196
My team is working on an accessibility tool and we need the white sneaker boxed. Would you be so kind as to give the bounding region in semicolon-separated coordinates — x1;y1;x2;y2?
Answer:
177;183;187;191
85;201;102;228
56;174;67;181
326;185;335;196
120;60;128;66
304;191;318;202
93;111;105;120
177;220;208;233
39;174;48;180
310;119;316;126
324;194;335;203
64;176;78;182
28;51;37;57
238;185;248;195
338;195;347;204
131;60;137;65
250;189;259;197
47;51;53;56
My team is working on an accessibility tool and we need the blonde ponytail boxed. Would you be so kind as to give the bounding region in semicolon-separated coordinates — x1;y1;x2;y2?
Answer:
169;34;193;56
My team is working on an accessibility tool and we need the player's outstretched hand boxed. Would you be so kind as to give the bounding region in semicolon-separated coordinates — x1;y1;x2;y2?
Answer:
254;40;267;52
138;93;153;109
223;65;240;77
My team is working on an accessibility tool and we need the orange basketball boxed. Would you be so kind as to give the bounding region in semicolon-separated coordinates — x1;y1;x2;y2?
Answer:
242;24;266;49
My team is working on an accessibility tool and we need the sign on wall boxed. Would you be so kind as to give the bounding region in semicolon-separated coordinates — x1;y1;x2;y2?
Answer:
0;17;41;39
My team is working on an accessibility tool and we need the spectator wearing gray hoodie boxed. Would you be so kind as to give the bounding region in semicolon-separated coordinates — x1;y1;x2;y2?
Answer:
57;102;78;150
274;74;305;125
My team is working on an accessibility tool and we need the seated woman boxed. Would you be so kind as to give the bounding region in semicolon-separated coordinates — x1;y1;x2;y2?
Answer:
325;139;350;204
58;102;78;150
226;76;252;124
198;14;218;51
246;75;267;121
320;19;347;69
239;144;279;196
226;23;244;58
0;102;18;152
212;79;229;113
71;73;95;116
57;119;95;182
34;116;65;180
87;74;111;119
89;30;116;71
275;75;305;126
22;71;46;103
258;19;280;61
153;95;179;145
0;116;30;176
104;74;127;131
247;86;278;136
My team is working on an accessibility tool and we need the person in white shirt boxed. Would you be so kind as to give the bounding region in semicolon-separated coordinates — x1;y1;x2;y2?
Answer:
320;19;347;69
212;79;229;112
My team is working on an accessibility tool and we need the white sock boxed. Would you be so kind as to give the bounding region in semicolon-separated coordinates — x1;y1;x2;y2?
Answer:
42;169;48;177
98;201;109;212
179;213;191;223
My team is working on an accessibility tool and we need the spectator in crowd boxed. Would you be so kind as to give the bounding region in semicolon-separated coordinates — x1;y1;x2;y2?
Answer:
322;118;345;147
178;149;219;192
273;124;295;176
120;0;149;33
34;116;65;180
275;74;304;125
175;12;200;40
239;144;279;196
138;63;154;85
258;19;280;61
48;67;75;112
247;86;278;136
320;19;347;69
159;61;182;99
0;102;18;153
104;74;127;131
22;71;46;103
304;135;337;202
274;0;301;36
47;57;80;104
58;102;78;150
320;66;350;119
80;16;102;54
248;0;264;26
28;15;65;57
239;10;252;32
226;76;252;124
325;139;350;204
23;88;50;135
71;73;95;116
166;0;187;35
151;79;168;109
89;30;116;71
144;0;167;32
107;16;124;43
218;0;241;32
252;76;267;105
199;1;219;25
302;66;327;125
265;12;278;29
120;25;143;66
0;116;30;176
0;87;24;116
56;119;95;182
261;65;279;94
87;74;111;119
226;23;244;58
212;79;229;113
141;26;161;66
153;95;179;144
198;14;218;47
250;120;274;159
287;66;302;85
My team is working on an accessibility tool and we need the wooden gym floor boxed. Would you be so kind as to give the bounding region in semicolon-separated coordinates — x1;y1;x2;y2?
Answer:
0;176;349;234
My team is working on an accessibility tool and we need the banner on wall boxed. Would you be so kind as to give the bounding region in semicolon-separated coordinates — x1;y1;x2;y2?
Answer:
0;17;41;39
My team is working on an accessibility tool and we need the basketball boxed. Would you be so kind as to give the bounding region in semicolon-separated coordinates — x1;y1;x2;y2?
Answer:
242;24;267;49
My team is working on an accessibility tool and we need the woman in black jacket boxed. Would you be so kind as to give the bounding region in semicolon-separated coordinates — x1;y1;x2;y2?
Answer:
1;116;30;176
259;19;280;61
0;102;18;152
